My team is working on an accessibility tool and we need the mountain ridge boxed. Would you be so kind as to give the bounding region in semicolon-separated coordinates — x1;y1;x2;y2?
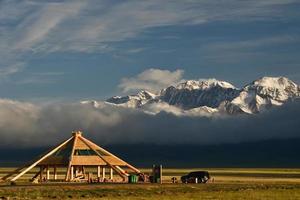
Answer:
84;76;300;116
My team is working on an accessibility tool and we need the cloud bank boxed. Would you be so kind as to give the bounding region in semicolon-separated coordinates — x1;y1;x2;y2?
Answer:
0;98;299;148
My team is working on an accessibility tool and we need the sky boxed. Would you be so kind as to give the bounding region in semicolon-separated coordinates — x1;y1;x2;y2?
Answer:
0;0;300;149
0;0;300;101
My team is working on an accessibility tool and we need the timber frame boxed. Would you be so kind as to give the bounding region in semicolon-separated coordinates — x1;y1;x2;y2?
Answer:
1;131;140;183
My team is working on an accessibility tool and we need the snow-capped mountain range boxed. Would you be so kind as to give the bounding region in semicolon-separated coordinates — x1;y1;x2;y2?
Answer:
82;77;300;116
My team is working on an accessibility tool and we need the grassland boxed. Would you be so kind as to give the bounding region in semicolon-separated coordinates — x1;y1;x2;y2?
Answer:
0;168;300;199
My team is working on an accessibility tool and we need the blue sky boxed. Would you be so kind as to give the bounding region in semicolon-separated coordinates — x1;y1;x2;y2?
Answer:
1;0;300;101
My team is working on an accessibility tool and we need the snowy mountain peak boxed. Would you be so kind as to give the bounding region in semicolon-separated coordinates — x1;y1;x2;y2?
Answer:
136;90;157;100
106;90;157;108
102;76;299;116
244;76;300;102
249;76;298;90
175;79;236;90
227;76;300;114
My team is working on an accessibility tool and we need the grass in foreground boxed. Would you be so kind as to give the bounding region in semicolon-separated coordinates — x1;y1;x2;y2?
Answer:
0;168;299;200
0;183;299;200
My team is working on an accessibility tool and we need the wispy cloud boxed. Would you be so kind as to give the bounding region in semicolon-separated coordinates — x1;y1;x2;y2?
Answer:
198;35;300;64
0;62;25;77
0;0;298;77
204;35;300;52
0;0;85;77
12;1;85;51
15;71;65;85
2;0;298;53
49;0;299;53
126;48;146;54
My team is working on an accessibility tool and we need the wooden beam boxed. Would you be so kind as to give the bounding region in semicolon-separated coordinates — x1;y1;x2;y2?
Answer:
110;168;113;180
53;166;57;180
102;166;105;178
0;166;27;181
79;136;127;179
70;166;74;181
115;166;129;176
10;137;73;182
46;166;50;180
115;166;128;182
65;135;78;181
31;170;41;182
82;166;86;178
80;136;140;173
29;166;44;182
97;166;101;178
40;166;44;181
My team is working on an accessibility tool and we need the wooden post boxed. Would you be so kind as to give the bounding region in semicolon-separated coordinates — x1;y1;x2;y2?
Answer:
160;165;163;184
39;166;44;181
110;168;113;180
70;166;74;181
53;166;57;180
102;166;105;178
82;166;86;179
97;166;101;178
46;166;50;180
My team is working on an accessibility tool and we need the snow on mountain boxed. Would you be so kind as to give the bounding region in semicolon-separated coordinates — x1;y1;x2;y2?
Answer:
185;106;219;116
175;79;236;90
160;79;240;109
246;76;299;101
106;90;158;108
227;77;300;114
82;76;299;116
141;102;219;117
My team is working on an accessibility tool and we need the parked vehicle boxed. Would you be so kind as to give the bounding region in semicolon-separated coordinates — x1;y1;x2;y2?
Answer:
181;171;210;183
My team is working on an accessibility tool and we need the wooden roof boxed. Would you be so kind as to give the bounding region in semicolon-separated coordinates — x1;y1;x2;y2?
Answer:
2;131;140;182
38;131;129;166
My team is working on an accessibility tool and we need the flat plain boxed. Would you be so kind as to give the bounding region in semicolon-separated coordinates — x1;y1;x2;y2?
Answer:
0;168;300;200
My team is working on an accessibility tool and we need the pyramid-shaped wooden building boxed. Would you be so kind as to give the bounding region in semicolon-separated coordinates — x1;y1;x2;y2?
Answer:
2;131;140;183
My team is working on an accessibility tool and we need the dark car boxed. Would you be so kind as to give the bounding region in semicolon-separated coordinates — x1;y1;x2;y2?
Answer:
181;171;210;183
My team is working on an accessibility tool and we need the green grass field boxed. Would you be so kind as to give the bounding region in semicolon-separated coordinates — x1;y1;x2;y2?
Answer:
1;168;300;199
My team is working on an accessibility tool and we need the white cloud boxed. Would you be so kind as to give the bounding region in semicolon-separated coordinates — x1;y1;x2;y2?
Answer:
119;68;184;93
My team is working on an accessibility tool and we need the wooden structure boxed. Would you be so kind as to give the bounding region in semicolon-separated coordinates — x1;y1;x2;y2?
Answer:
1;131;140;183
